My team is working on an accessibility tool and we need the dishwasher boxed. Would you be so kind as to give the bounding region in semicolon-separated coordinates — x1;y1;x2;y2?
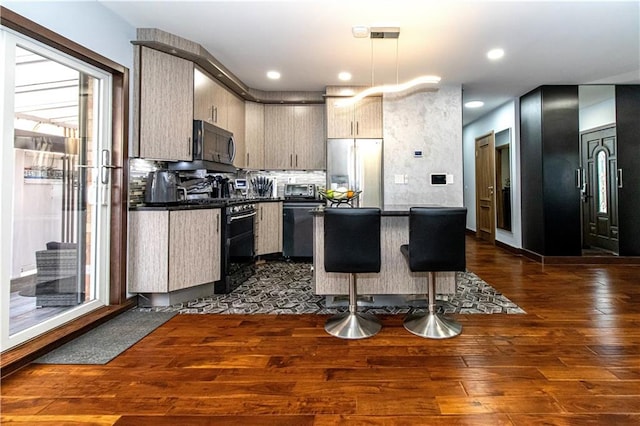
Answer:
282;185;323;258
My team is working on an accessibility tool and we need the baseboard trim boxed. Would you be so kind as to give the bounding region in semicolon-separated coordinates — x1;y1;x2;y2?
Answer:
542;256;640;265
520;248;640;265
1;298;137;378
495;240;523;256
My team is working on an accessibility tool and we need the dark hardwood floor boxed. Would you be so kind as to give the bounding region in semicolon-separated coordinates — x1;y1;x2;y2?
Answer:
2;237;639;425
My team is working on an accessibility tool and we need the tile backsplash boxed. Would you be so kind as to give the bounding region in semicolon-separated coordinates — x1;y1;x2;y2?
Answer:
128;158;326;206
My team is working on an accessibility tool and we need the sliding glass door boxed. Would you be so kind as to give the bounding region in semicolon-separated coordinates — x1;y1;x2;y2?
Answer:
1;29;113;350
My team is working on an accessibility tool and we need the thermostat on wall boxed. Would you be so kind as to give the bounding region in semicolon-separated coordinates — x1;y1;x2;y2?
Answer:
430;173;447;185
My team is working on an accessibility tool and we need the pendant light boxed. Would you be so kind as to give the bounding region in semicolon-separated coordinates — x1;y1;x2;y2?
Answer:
336;26;440;107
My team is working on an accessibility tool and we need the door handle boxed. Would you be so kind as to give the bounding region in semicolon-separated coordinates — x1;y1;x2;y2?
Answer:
101;149;119;185
617;168;623;188
576;169;582;189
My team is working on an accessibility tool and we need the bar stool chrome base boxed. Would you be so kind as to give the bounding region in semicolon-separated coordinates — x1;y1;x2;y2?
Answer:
325;311;382;339
403;312;462;339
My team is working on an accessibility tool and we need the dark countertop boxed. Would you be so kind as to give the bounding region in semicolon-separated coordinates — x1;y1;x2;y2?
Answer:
311;204;444;217
129;197;284;211
283;198;326;204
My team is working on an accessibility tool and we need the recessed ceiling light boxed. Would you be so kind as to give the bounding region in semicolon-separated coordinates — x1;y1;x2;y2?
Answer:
352;25;369;38
465;101;484;108
266;70;281;80
338;72;352;81
487;48;504;60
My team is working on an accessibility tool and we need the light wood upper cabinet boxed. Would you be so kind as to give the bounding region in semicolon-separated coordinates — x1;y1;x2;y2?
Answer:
326;96;382;139
294;105;325;169
264;105;295;169
137;46;194;161
194;68;229;127
264;104;325;170
256;202;283;256
128;209;221;293
244;102;265;169
227;95;246;168
194;67;246;167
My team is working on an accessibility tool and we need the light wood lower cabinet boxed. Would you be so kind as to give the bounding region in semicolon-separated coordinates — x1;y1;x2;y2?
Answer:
255;202;283;255
129;209;221;293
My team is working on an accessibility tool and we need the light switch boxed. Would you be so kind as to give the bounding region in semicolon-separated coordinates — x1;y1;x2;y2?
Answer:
446;174;454;184
394;174;405;184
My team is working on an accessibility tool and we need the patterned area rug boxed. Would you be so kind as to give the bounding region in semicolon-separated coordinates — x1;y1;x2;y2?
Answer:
147;261;525;315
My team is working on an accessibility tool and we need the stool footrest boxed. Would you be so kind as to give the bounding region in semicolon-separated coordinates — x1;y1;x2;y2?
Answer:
324;312;382;339
403;312;462;339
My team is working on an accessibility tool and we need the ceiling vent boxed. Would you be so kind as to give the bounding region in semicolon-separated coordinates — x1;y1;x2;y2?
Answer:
369;27;400;39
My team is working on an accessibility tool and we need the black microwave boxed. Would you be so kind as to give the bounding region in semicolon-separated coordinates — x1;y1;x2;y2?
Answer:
193;120;235;165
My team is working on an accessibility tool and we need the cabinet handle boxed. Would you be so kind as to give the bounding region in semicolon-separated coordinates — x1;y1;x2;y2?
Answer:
356;121;359;135
260;206;263;220
246;152;250;167
215;106;218;123
216;213;219;233
188;137;191;156
350;121;354;136
295;154;298;168
209;106;214;122
290;154;293;167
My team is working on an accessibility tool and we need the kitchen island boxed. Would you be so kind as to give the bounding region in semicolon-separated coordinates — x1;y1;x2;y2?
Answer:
312;206;457;296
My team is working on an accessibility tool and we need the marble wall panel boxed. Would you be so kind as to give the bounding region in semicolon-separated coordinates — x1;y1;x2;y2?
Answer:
383;85;463;207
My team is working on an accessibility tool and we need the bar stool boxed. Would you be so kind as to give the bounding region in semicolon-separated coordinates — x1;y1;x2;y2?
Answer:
324;208;382;339
401;207;467;339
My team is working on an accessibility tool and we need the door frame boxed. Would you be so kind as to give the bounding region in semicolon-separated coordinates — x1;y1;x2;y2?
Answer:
0;7;129;365
475;131;496;244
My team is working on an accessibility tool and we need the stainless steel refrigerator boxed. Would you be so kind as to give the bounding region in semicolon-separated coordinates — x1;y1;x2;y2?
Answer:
326;139;383;208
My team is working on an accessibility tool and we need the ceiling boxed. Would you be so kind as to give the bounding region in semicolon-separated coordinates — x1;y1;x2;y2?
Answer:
99;0;640;125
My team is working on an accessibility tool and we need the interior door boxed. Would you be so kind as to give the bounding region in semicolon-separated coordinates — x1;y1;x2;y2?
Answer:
475;132;495;243
580;126;618;254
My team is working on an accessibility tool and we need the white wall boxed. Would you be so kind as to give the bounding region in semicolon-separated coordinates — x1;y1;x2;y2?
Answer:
462;100;521;249
580;100;616;131
383;85;463;207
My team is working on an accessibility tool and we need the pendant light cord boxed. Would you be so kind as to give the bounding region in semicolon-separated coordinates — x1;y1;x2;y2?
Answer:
396;37;399;85
370;37;374;87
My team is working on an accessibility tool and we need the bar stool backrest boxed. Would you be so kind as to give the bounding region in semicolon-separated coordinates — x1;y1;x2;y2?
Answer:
408;207;467;272
324;208;381;273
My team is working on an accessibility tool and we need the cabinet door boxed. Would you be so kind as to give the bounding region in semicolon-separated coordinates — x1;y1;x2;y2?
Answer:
256;202;282;255
294;105;325;169
244;102;264;169
139;47;193;160
264;105;295;169
354;97;383;138
128;210;169;293
228;94;246;168
326;98;355;138
193;68;229;128
168;209;218;291
211;209;221;281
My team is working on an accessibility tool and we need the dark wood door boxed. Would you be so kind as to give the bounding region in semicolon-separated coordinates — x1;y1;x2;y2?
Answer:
581;126;618;254
475;132;495;243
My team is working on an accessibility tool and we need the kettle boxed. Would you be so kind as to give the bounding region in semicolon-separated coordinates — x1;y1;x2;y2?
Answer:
144;170;186;204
